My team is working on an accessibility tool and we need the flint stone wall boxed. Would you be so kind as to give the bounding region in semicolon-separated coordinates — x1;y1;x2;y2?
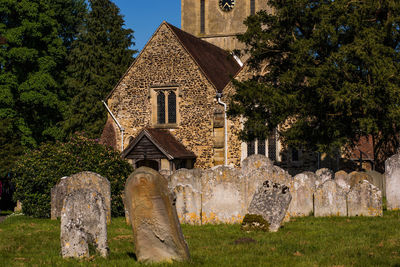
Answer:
51;172;111;223
60;189;108;258
385;153;400;210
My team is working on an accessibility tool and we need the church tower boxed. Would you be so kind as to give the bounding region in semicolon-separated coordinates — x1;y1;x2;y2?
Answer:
181;0;270;52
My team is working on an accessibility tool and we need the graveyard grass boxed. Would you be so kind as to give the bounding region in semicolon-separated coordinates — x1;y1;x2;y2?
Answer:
1;211;400;266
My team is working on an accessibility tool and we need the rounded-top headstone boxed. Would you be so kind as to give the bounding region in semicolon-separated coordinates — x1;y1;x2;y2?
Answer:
385;153;400;210
241;154;274;175
124;167;190;263
315;168;333;188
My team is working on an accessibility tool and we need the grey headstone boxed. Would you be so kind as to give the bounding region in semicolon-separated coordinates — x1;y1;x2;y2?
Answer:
314;180;347;217
287;172;316;217
248;180;292;232
51;172;111;223
366;170;386;197
385;153;400;210
60;189;108;258
201;166;245;224
347;180;382;216
125;167;190;263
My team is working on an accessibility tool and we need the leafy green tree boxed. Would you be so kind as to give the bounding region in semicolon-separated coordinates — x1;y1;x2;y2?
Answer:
12;134;133;218
229;0;400;168
63;0;136;138
0;0;86;148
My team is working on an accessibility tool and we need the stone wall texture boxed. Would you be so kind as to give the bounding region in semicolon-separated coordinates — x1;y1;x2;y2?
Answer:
106;23;243;169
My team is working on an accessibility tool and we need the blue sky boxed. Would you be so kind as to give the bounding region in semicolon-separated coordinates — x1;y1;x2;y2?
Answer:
112;1;181;52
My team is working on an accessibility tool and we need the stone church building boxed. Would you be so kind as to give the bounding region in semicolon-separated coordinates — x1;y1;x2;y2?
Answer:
101;0;368;173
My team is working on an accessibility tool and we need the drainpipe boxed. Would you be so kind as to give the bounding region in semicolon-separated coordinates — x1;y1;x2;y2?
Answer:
216;93;228;166
102;100;125;152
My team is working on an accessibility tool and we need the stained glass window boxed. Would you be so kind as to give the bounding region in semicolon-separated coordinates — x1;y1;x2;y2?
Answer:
168;91;176;123
157;91;165;124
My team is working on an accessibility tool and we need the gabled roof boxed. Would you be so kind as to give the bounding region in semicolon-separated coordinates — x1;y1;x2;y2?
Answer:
122;128;196;160
167;23;241;93
106;22;241;99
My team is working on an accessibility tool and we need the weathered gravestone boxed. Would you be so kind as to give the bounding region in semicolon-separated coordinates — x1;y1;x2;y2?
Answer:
366;170;386;197
348;171;373;189
315;168;334;188
334;170;350;192
51;171;111;223
124;167;190;263
201;166;245;224
60;189;108;258
287;172;316;217
314;180;347;217
347;180;382;216
169;169;202;224
385;153;400;210
248;180;292;232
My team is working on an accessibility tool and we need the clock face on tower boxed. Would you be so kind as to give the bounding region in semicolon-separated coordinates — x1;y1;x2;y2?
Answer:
219;0;235;12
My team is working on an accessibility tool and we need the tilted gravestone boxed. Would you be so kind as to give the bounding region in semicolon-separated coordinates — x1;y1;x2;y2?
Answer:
385;153;400;210
124;167;190;263
347;180;382;217
314;180;347;217
60;189;108;258
51;171;111;223
248;180;292;232
287;172;316;217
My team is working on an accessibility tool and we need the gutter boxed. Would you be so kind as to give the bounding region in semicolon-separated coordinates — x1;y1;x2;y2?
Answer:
216;93;228;166
102;100;125;152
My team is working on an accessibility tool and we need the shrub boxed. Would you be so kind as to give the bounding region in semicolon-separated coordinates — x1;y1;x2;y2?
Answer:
12;135;133;218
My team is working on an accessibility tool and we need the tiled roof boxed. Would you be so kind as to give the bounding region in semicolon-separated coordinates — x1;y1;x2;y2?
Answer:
349;135;374;161
167;23;241;93
122;128;196;160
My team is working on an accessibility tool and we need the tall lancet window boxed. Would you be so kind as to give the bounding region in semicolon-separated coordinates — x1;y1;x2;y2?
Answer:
200;0;205;33
168;91;176;123
157;91;165;124
250;0;255;15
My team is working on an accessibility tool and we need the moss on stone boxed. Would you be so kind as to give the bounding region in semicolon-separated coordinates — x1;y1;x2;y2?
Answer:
241;213;269;232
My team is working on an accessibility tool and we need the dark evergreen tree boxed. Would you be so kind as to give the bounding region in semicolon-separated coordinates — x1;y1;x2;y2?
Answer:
229;0;400;168
0;0;85;147
63;0;136;138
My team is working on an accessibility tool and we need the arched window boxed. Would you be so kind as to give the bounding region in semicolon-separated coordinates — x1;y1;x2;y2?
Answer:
168;91;176;123
157;91;165;124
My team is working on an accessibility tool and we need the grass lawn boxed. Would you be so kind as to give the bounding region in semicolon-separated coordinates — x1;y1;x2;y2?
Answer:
1;212;400;266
